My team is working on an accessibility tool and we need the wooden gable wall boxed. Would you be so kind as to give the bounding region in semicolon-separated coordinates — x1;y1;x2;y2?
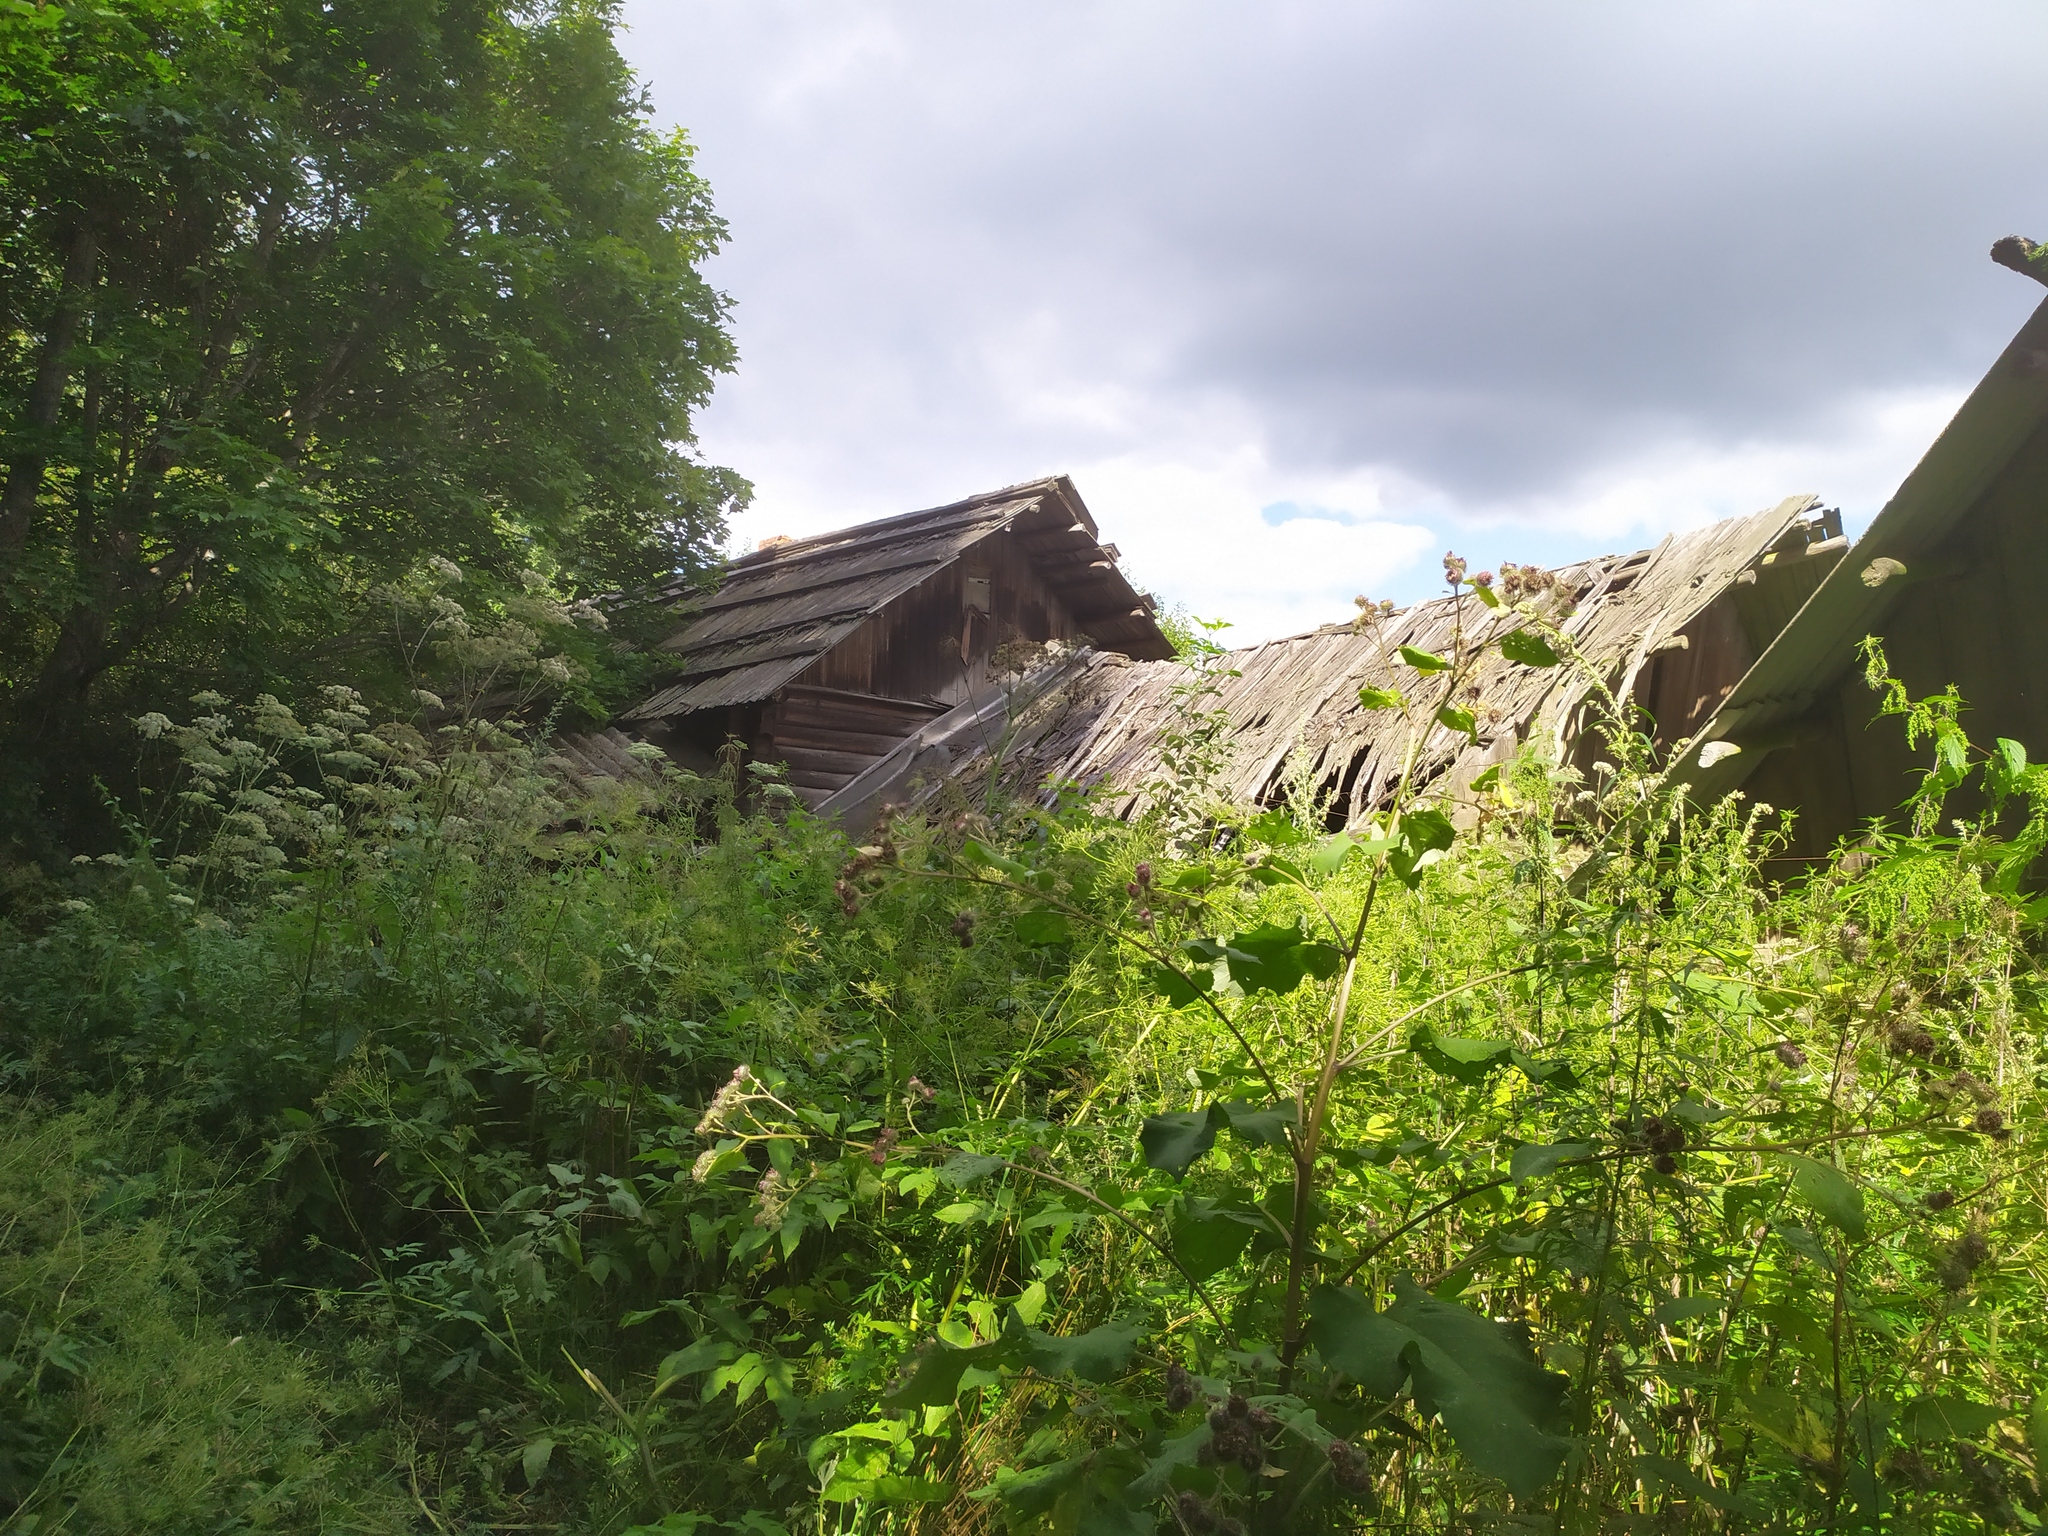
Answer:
1742;421;2048;860
796;525;1085;705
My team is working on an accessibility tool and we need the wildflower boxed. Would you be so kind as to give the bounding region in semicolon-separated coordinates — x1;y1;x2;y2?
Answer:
1134;862;1153;888
753;1167;789;1227
695;1065;752;1135
189;690;229;708
428;556;464;583
1201;1394;1275;1475
1164;1362;1197;1411
538;655;573;684
413;689;444;711
1974;1107;2007;1136
1136;908;1155;931
134;711;173;740
868;1126;900;1166
951;910;976;948
1471;569;1494;589
1444;550;1471;586
906;1076;935;1104
689;1148;720;1182
1773;1040;1808;1069
1326;1438;1376;1493
1922;1189;1957;1212
1936;1223;1992;1291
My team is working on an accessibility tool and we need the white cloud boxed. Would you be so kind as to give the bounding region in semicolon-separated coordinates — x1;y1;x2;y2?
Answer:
625;0;2048;641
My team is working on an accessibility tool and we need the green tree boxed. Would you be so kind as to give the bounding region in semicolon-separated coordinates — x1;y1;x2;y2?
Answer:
0;0;744;771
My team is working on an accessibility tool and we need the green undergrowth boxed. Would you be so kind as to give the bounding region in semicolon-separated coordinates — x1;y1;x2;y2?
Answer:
1;652;2046;1533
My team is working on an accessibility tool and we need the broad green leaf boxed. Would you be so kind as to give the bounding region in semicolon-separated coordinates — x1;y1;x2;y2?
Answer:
1472;583;1501;609
521;1436;555;1487
1310;833;1357;874
865;1476;952;1505
1140;1109;1219;1178
1770;1221;1834;1269
1308;1278;1569;1498
1778;1154;1867;1242
1509;1141;1591;1184
1412;1032;1514;1084
1498;628;1560;667
1127;1423;1212;1500
1013;1281;1049;1326
1652;1294;1726;1327
1507;1049;1579;1088
1214;1098;1298;1148
934;1201;983;1224
1171;1202;1256;1281
1398;808;1456;854
1017;1318;1144;1382
1399;645;1449;672
1146;962;1213;1010
881;1337;1011;1407
1359;684;1405;711
979;1456;1088;1517
1436;704;1478;740
1015;908;1073;946
939;1152;1004;1187
1898;1396;2010;1442
2030;1395;2048;1477
1240;808;1311;847
656;1337;736;1384
1245;856;1308;888
1219;918;1341;996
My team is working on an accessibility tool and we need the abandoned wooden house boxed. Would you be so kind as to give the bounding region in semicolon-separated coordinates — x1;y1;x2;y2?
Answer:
608;476;1175;805
810;495;1848;833
591;249;2048;858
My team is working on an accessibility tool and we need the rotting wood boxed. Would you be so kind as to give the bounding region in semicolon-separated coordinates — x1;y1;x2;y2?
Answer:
826;498;1841;832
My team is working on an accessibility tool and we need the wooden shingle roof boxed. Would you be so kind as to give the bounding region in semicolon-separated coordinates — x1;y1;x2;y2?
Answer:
621;476;1171;722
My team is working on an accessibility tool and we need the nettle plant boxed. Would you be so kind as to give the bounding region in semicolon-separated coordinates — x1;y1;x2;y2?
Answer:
688;554;2048;1534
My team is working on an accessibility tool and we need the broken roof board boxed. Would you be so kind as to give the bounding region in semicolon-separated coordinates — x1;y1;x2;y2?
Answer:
622;478;1172;723
857;497;1824;826
1675;292;2048;853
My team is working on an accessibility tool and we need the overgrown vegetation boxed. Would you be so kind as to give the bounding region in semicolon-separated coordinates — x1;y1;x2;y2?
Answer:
2;552;2045;1534
5;4;2046;1531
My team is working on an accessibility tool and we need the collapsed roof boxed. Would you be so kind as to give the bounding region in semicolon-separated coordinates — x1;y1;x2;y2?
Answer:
816;496;1847;830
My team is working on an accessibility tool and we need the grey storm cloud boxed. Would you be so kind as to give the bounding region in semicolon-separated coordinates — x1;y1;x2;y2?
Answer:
619;0;2048;631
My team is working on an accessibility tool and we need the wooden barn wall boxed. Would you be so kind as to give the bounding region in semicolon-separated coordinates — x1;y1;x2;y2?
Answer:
1745;419;2048;860
797;527;1084;705
1631;533;1843;763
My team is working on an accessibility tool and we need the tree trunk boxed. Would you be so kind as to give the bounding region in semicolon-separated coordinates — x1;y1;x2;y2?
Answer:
0;223;99;558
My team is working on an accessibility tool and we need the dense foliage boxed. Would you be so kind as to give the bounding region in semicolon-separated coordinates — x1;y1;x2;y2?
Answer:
0;0;745;834
2;581;2045;1532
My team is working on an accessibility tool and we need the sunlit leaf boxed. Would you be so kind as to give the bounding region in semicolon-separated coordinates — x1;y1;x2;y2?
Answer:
1436;704;1478;740
1778;1154;1867;1242
1899;1396;2010;1442
1359;685;1405;711
1498;628;1560;667
1398;646;1448;672
1509;1140;1592;1184
1014;908;1073;946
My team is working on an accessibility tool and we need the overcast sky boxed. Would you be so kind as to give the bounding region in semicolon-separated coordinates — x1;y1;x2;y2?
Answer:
619;2;2048;642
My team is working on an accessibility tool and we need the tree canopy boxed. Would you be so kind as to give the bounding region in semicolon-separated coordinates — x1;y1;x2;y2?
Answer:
0;0;744;772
